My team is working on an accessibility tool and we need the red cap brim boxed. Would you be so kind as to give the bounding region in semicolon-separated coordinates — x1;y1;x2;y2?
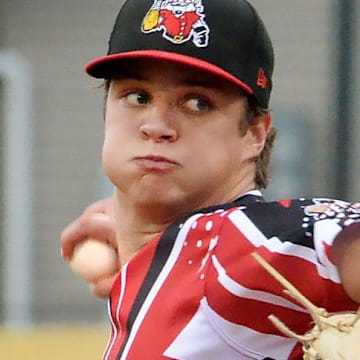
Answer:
85;50;253;96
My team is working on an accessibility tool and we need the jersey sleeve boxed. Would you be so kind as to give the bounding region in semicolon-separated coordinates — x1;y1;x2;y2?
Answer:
202;198;360;359
304;199;360;280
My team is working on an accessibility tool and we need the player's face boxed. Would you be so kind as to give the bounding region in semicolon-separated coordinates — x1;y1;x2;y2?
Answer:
103;59;270;219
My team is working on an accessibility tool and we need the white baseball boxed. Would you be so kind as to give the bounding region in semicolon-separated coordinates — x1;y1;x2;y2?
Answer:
69;239;118;282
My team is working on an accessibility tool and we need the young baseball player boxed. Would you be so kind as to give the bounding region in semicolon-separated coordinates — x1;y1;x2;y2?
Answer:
61;0;360;359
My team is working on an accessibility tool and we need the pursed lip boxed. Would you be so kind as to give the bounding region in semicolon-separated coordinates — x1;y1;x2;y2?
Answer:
133;155;180;172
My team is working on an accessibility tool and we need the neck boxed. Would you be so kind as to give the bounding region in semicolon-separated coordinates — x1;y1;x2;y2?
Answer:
113;190;181;265
112;180;257;265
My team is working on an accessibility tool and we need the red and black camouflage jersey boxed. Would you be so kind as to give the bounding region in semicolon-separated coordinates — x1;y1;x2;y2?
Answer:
102;191;360;360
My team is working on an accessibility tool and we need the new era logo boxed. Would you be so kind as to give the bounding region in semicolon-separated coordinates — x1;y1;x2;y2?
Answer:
257;68;268;89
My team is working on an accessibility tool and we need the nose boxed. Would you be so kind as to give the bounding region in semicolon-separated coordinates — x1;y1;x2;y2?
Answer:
139;107;179;143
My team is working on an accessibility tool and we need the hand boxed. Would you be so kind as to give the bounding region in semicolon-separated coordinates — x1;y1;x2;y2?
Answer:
61;196;118;298
332;222;360;302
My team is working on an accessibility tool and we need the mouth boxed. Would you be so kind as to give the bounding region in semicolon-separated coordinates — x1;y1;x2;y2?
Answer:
134;155;180;173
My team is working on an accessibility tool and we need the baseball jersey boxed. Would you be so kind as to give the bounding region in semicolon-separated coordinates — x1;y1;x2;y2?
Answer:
102;190;360;360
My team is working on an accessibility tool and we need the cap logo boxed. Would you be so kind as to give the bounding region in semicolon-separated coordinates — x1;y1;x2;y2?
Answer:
256;67;268;89
142;0;210;47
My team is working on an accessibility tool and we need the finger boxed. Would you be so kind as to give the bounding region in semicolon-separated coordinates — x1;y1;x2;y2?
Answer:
83;196;114;217
90;275;117;299
61;212;116;259
60;196;115;259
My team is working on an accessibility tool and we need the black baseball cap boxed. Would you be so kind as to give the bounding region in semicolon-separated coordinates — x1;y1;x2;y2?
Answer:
86;0;274;108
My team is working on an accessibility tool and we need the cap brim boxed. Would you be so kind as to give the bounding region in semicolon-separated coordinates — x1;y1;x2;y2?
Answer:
85;50;253;96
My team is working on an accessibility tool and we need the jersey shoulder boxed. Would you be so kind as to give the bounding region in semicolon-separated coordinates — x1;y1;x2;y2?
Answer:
190;197;360;248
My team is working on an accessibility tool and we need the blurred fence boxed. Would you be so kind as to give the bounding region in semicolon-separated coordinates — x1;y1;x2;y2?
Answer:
0;0;359;329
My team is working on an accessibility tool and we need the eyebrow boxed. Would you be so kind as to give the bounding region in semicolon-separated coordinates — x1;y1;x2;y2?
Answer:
114;72;219;89
180;77;218;88
111;69;146;81
111;67;236;92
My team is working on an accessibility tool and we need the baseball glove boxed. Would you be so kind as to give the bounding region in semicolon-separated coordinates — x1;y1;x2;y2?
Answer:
252;253;360;360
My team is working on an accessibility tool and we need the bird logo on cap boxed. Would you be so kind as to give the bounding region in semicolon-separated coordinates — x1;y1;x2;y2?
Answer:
142;0;210;47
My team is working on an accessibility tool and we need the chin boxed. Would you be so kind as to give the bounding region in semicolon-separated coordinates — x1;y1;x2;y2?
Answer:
137;191;177;206
136;188;188;212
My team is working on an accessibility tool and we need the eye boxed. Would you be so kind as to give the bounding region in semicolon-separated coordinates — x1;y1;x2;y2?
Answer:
124;90;150;106
184;97;212;112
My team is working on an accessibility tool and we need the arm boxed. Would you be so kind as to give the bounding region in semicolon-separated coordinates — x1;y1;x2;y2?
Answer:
60;196;118;298
332;222;360;302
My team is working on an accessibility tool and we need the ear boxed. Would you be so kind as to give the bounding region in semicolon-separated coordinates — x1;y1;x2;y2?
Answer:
247;112;273;157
